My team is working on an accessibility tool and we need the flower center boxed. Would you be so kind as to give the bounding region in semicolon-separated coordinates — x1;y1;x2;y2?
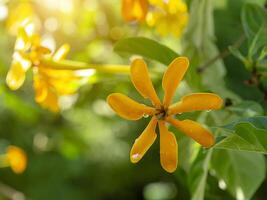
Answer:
155;106;168;120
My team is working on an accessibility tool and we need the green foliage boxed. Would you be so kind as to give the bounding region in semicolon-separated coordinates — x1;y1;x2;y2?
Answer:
211;150;265;200
215;117;267;154
114;37;179;65
188;148;213;200
1;0;267;200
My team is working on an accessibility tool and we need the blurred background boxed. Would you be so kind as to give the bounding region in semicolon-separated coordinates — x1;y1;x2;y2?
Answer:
0;0;266;199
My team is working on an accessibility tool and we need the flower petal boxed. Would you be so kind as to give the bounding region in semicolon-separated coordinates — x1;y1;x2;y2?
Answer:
167;118;214;148
40;89;60;113
131;58;161;108
168;93;223;115
6;62;26;90
159;120;178;173
122;0;148;22
53;44;70;61
107;93;155;120
33;73;48;103
162;57;189;107
6;146;27;174
130;117;157;163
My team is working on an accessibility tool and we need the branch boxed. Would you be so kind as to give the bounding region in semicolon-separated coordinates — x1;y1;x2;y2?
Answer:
197;34;246;73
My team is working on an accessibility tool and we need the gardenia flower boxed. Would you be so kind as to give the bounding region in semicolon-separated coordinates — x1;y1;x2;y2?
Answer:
6;22;87;112
121;0;148;22
6;146;27;174
146;0;188;36
6;2;35;35
32;44;87;112
107;57;223;173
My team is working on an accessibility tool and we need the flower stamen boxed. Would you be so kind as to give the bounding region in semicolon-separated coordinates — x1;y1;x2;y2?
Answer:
155;106;168;120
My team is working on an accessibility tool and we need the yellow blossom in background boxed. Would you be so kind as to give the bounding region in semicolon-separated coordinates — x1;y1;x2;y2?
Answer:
6;1;35;35
121;0;148;22
33;44;89;112
6;22;88;112
146;0;188;36
6;146;27;174
107;57;223;172
6;20;48;90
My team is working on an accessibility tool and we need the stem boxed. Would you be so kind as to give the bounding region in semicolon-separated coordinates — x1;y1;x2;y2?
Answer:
197;34;245;73
40;58;130;74
249;65;267;101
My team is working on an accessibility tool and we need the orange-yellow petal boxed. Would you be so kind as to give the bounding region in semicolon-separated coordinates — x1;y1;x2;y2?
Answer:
158;120;178;173
130;58;161;108
107;93;155;120
15;28;30;50
53;44;70;61
122;0;148;22
6;146;27;174
40;89;60;113
6;62;26;90
130;117;157;163
167;118;214;148
162;57;189;107
33;74;48;103
168;93;223;115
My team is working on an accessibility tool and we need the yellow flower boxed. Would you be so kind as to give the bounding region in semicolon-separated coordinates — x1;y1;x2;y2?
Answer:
122;0;148;22
6;21;49;90
6;22;86;112
107;57;223;173
33;44;87;112
146;0;188;36
6;1;35;35
6;146;27;174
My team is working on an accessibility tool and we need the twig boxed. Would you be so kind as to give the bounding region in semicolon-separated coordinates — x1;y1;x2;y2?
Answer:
248;67;267;101
197;34;246;73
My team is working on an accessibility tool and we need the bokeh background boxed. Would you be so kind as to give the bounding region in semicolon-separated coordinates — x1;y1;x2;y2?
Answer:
0;0;267;199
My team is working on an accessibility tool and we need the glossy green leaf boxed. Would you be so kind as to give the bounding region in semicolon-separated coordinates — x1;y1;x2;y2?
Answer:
211;150;265;200
114;37;179;65
226;100;264;117
258;45;267;60
248;25;267;57
241;3;267;39
215;117;267;154
188;148;213;200
229;46;247;63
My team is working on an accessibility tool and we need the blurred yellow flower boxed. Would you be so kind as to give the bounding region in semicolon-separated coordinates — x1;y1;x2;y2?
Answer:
6;1;35;35
6;146;27;174
121;0;148;22
6;21;48;90
107;57;223;173
146;0;189;36
33;44;88;112
6;22;87;112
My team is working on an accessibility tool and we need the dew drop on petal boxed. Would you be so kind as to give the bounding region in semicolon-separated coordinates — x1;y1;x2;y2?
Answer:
131;153;141;162
143;114;149;118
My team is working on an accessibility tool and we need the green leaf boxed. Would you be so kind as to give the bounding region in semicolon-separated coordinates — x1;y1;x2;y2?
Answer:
224;116;267;130
241;3;267;39
114;37;179;65
215;117;267;154
211;150;265;200
229;46;247;63
188;148;213;200
248;25;267;57
258;45;267;60
226;100;264;117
